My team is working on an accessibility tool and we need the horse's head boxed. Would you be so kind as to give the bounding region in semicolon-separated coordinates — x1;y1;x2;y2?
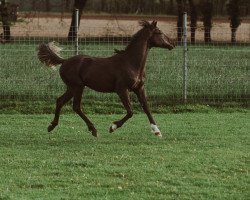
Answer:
140;20;175;50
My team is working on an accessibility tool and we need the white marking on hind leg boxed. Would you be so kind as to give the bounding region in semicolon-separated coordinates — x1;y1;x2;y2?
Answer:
111;123;117;132
150;124;162;137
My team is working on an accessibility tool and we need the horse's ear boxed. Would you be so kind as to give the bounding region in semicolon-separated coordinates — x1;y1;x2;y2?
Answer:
151;20;157;28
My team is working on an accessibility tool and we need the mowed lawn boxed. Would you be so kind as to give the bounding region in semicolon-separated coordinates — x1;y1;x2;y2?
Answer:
0;112;249;199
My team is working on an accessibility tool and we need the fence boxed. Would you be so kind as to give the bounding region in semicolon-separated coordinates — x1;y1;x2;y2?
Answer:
0;14;249;108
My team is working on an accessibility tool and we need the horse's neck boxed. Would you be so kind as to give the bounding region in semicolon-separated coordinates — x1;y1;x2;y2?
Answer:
126;37;149;73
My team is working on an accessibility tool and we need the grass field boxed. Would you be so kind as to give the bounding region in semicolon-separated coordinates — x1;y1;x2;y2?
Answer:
0;42;249;107
0;112;249;199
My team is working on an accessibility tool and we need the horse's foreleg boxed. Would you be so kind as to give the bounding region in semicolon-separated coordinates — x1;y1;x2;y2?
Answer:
134;87;162;137
110;90;133;133
48;88;73;132
72;87;97;137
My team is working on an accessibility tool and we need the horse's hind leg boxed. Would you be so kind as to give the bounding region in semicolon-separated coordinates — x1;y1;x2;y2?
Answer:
48;87;73;132
72;87;97;137
109;89;133;133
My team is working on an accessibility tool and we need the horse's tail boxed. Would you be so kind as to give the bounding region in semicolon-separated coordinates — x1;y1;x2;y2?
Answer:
37;42;65;68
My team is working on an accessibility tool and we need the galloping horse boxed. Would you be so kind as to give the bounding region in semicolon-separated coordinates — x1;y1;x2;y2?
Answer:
38;20;175;137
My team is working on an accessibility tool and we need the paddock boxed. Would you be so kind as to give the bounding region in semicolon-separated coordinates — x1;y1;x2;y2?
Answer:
0;12;249;200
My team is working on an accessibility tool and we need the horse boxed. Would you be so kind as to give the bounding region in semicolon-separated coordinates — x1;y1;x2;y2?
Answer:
37;20;175;138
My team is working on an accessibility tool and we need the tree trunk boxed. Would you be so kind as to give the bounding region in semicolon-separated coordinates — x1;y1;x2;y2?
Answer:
68;9;79;41
0;1;11;42
189;0;197;44
176;0;184;44
32;0;36;10
200;0;213;44
65;0;71;12
167;0;174;15
45;0;50;12
191;27;196;44
231;28;236;43
3;25;10;41
100;0;105;12
67;0;87;42
227;0;241;44
177;24;183;43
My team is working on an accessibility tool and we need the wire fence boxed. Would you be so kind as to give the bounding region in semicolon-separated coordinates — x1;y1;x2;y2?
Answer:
0;16;249;107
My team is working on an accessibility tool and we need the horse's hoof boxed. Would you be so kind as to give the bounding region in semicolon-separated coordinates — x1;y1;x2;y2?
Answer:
92;131;97;137
89;126;97;137
154;132;162;138
109;123;117;133
151;124;162;138
48;124;55;132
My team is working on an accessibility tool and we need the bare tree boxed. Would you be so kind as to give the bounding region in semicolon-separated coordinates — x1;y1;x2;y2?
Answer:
188;0;197;44
167;0;174;15
64;0;71;12
176;0;186;43
218;0;227;15
45;0;51;12
226;0;241;43
0;0;10;42
32;0;36;10
241;0;250;16
200;0;213;43
100;0;106;12
67;0;88;42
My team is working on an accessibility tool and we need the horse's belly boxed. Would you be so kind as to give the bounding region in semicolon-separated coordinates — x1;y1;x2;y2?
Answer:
85;78;116;93
86;83;115;93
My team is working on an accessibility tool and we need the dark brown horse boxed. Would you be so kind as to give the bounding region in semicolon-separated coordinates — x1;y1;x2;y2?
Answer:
38;20;175;137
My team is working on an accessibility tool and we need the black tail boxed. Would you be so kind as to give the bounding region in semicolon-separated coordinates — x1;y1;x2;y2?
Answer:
37;42;65;68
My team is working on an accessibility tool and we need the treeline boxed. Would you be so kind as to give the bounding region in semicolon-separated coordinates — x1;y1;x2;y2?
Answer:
6;0;250;16
1;0;249;43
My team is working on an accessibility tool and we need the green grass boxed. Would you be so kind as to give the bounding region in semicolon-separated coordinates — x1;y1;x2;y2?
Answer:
0;112;249;199
0;42;249;106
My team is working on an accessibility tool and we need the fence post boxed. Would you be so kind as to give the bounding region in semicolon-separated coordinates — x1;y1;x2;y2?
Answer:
183;12;188;103
75;9;79;55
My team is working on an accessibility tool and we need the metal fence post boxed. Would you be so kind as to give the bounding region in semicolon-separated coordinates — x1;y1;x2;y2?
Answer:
183;12;188;103
75;9;79;55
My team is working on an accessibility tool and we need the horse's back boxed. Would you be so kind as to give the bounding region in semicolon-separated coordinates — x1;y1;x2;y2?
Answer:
59;54;123;92
80;56;121;92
